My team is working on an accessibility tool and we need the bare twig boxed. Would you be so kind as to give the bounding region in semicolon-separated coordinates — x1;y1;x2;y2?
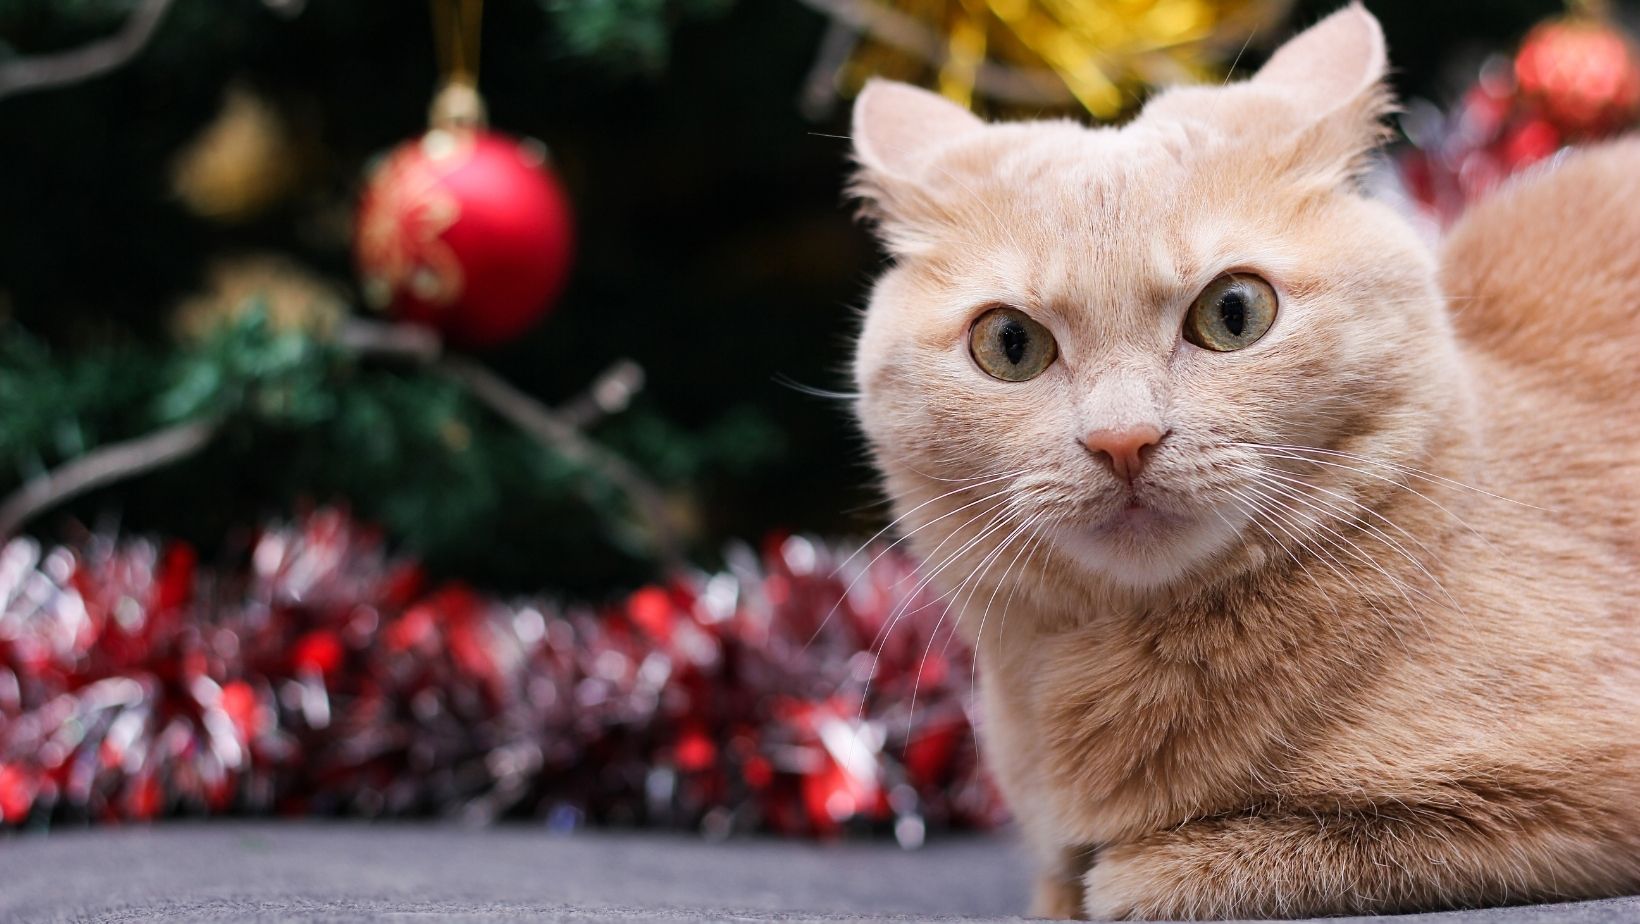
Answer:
800;19;864;120
555;359;644;430
337;318;683;568
334;318;443;362
0;0;177;102
795;0;941;60
0;418;219;541
437;357;684;571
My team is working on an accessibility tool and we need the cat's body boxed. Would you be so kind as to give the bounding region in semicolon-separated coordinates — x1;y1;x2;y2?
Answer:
848;7;1640;919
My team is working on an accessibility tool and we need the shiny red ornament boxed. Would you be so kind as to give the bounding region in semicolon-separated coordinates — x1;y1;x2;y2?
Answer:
1398;14;1640;226
355;129;575;347
1497;117;1562;171
1515;19;1640;136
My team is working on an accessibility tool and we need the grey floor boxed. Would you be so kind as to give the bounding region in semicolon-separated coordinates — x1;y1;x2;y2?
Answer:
1;823;1636;923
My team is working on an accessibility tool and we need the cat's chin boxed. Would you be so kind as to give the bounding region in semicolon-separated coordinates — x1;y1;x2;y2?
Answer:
1054;502;1245;592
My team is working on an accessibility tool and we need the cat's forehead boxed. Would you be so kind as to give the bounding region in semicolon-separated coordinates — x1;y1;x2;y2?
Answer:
939;121;1236;311
980;120;1197;208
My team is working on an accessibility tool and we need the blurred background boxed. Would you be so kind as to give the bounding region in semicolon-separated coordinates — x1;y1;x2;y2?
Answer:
2;0;1634;837
0;0;1585;590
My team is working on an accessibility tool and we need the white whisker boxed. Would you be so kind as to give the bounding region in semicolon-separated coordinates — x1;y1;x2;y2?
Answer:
907;512;1042;729
807;474;1025;648
831;468;1026;576
1240;441;1541;510
861;500;1017;713
1243;472;1452;613
1241;444;1506;555
1230;486;1426;651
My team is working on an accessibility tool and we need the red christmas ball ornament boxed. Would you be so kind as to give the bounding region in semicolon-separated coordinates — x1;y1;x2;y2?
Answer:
1497;116;1562;171
1515;18;1640;137
355;92;574;348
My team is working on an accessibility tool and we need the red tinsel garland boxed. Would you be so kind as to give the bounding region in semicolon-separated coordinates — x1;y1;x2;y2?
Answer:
0;511;1002;843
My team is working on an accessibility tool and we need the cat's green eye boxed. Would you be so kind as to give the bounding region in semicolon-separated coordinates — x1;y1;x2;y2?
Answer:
969;306;1058;382
1183;274;1278;352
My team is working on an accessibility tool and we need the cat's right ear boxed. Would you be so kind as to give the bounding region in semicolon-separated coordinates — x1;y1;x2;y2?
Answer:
852;80;982;179
850;80;983;254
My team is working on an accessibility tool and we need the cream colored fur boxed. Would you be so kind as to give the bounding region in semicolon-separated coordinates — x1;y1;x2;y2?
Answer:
848;4;1640;919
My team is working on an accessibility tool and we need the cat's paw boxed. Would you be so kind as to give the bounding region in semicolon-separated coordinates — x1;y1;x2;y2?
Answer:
1081;842;1197;921
1081;850;1143;921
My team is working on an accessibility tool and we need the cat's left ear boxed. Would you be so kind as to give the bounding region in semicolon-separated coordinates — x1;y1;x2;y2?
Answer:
1249;3;1393;182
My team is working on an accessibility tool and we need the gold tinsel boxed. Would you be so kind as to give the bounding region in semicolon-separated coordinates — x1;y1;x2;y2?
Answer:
171;254;346;342
835;0;1294;118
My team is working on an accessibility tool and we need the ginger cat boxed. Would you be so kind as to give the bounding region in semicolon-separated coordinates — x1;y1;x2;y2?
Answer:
848;4;1640;919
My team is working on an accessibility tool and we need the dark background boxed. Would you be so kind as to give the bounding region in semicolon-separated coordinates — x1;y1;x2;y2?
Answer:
0;0;1578;591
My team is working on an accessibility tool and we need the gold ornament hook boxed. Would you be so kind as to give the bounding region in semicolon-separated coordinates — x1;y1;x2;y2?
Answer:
429;0;487;130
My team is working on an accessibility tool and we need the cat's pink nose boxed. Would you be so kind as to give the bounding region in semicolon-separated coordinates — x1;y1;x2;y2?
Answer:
1082;425;1165;483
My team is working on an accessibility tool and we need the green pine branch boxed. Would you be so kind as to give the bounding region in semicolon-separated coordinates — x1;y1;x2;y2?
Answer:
0;308;780;592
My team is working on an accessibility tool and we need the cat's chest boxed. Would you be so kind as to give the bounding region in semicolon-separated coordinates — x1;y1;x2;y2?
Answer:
983;620;1272;844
